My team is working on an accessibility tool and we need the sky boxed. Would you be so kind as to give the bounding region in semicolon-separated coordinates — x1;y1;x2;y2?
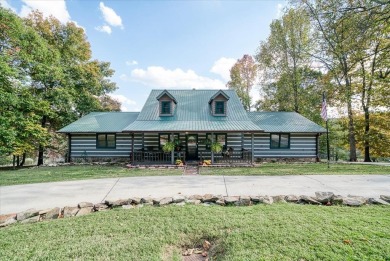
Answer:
1;0;287;112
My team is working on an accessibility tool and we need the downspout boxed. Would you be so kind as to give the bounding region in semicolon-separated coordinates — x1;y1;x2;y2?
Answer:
315;133;320;162
251;133;254;164
131;133;135;164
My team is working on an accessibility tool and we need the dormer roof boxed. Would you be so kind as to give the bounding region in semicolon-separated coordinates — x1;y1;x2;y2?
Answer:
208;90;230;104
156;89;177;104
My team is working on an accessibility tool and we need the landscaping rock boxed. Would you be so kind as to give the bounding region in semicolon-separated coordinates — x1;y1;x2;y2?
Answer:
285;195;299;203
152;198;162;205
257;196;274;205
110;199;130;207
0;213;16;224
299;195;321;205
188;195;203;200
172;194;186;203
141;197;153;204
159;197;173;206
130;197;142;204
215;199;225;206
236;196;251;206
0;218;17;227
78;202;93;208
186;199;201;205
332;195;344;204
63;206;79;217
21;215;40;224
250;196;261;202
94;203;109;211
122;205;134;209
342;197;365;207
368;198;389;205
76;207;93;216
348;195;367;204
315;192;334;203
272;195;287;203
380;195;390;203
176;202;186;207
16;209;39;221
42;207;60;220
224;196;239;204
202;194;219;203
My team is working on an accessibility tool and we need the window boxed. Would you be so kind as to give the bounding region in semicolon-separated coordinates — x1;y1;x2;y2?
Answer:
206;133;227;150
159;133;180;150
270;134;290;149
214;101;225;115
161;101;171;115
96;134;116;148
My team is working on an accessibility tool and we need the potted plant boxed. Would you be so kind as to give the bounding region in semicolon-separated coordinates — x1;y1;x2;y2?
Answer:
173;139;181;151
162;141;175;152
210;142;223;153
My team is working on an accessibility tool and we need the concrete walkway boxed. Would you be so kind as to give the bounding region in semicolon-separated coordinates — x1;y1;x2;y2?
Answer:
1;175;389;214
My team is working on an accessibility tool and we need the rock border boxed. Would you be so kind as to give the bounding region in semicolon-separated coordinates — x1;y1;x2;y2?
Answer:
1;193;389;228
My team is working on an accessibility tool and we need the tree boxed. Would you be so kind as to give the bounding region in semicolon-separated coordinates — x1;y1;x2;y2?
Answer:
25;11;118;165
0;7;52;162
227;54;257;111
299;0;389;161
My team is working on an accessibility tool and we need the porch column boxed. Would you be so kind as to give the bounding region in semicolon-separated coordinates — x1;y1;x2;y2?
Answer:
67;133;71;163
251;133;254;164
131;133;135;164
211;132;214;164
315;133;320;162
171;133;174;165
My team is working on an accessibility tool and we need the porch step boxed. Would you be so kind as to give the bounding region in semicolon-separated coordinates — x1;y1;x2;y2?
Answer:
183;165;199;175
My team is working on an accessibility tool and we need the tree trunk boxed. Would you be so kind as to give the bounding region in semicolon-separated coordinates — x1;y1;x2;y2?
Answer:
16;155;20;167
37;115;47;166
20;153;26;166
363;109;371;162
345;77;357;162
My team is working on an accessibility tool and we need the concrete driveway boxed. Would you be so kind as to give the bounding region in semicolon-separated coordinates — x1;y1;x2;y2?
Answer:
1;175;389;214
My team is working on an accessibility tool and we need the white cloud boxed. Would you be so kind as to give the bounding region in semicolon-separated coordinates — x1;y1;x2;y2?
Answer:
0;0;16;12
129;66;226;89
126;60;138;66
108;94;138;112
99;2;123;28
95;25;112;34
210;57;236;82
19;0;71;23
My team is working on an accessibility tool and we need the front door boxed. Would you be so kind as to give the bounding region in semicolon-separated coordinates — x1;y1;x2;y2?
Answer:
186;134;198;160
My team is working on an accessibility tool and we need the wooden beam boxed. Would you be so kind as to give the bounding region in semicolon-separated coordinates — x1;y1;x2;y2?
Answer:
131;133;135;164
211;133;215;163
251;133;254;164
171;133;174;165
315;133;320;162
67;134;71;163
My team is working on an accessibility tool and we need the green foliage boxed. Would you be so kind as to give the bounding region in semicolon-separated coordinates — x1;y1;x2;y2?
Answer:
210;142;223;153
0;8;119;162
162;141;176;152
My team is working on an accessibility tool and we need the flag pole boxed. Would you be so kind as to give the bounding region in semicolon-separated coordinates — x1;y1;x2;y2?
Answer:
325;118;330;169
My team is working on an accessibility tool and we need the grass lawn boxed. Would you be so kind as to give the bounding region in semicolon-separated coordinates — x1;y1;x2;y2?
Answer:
200;162;390;176
0;204;389;260
0;165;181;186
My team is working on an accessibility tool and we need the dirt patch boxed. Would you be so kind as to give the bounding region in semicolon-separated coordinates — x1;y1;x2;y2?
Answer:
181;237;224;261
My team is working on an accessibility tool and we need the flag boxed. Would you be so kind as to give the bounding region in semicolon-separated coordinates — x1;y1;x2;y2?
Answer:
321;92;327;121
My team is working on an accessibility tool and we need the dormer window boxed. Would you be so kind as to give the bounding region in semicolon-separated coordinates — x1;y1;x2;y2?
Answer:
209;90;229;116
156;90;177;116
215;101;225;114
161;101;171;115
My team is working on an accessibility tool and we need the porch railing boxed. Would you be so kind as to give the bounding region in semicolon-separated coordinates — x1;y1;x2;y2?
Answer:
131;151;186;164
199;150;252;164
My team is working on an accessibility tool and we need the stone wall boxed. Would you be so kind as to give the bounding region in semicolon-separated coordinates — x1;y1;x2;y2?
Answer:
1;193;389;228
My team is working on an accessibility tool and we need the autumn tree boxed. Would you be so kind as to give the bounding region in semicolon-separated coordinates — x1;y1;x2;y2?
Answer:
25;11;118;165
227;54;257;111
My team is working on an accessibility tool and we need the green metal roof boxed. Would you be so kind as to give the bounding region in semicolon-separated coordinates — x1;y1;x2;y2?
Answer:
248;112;326;133
58;112;139;133
123;89;263;132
